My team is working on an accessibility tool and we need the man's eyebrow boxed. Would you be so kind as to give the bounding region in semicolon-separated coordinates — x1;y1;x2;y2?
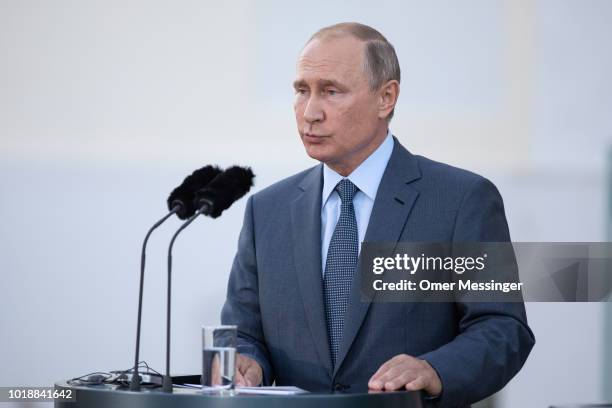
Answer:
317;79;345;89
292;79;307;89
292;79;347;89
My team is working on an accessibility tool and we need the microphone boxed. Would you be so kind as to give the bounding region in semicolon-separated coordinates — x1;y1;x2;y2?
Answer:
130;165;221;392
195;166;255;218
161;166;255;393
167;165;223;219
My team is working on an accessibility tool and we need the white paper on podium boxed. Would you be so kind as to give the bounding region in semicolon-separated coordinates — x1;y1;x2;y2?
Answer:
237;386;308;395
181;384;308;395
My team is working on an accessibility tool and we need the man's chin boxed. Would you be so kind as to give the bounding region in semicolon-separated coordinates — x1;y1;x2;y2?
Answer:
304;143;327;161
303;144;333;163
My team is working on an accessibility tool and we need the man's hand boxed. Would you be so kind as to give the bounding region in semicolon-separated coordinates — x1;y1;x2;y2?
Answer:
368;354;442;396
234;353;263;387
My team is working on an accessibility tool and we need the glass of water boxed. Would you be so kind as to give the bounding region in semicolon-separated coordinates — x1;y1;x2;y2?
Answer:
202;325;237;394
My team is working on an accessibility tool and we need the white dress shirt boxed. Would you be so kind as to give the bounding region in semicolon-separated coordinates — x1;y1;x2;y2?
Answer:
321;131;394;275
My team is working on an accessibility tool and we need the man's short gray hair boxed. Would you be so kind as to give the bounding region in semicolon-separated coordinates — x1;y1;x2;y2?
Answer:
307;22;401;121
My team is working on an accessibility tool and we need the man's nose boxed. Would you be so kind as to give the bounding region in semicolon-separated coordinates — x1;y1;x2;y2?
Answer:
303;96;324;123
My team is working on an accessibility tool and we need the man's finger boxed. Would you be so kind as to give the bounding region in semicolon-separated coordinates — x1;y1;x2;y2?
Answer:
243;363;262;387
405;376;427;391
234;370;247;386
369;366;392;389
379;365;412;386
237;356;252;374
370;365;406;389
369;355;408;386
211;355;222;386
383;370;417;391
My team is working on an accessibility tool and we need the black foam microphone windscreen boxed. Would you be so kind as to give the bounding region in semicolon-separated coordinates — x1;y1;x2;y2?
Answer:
167;165;222;219
195;166;255;218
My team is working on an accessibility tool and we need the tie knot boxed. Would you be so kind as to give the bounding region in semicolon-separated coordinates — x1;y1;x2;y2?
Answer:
335;179;357;203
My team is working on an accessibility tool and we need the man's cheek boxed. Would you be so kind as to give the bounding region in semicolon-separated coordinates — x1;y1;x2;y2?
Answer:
293;104;304;119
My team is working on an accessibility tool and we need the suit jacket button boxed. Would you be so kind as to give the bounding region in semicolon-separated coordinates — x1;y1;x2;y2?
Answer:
334;383;347;391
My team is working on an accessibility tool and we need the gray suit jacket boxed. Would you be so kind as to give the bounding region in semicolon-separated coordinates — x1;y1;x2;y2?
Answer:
221;138;535;408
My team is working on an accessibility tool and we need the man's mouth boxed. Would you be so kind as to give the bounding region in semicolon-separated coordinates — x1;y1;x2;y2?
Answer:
304;133;327;139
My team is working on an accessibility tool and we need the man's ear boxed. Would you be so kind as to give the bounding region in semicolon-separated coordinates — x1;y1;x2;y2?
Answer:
377;80;400;120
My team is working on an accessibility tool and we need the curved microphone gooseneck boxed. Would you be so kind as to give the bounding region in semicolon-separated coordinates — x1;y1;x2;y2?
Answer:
130;165;221;392
129;206;179;391
161;208;205;393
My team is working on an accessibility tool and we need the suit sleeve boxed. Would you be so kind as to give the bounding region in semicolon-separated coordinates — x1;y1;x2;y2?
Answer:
418;177;536;408
220;195;275;385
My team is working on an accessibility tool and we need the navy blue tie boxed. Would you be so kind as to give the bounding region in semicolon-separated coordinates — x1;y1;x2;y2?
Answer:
323;178;359;367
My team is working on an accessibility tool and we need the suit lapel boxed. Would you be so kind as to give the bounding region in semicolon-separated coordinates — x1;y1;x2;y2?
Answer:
290;164;333;377
333;139;422;376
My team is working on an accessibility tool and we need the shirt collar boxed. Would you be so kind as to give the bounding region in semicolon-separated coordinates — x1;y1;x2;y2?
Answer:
322;130;394;206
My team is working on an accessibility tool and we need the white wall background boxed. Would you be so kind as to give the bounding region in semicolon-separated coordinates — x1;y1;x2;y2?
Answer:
1;1;611;407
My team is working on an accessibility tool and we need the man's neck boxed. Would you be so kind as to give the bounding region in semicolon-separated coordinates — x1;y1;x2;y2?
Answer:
326;127;389;177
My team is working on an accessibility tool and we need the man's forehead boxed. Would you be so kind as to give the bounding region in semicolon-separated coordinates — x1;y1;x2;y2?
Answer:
295;37;365;82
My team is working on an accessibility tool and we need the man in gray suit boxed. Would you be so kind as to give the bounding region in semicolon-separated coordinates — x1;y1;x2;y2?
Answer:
221;22;535;407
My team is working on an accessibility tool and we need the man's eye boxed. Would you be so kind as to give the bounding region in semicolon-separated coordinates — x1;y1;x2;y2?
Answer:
296;88;307;95
326;89;338;96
